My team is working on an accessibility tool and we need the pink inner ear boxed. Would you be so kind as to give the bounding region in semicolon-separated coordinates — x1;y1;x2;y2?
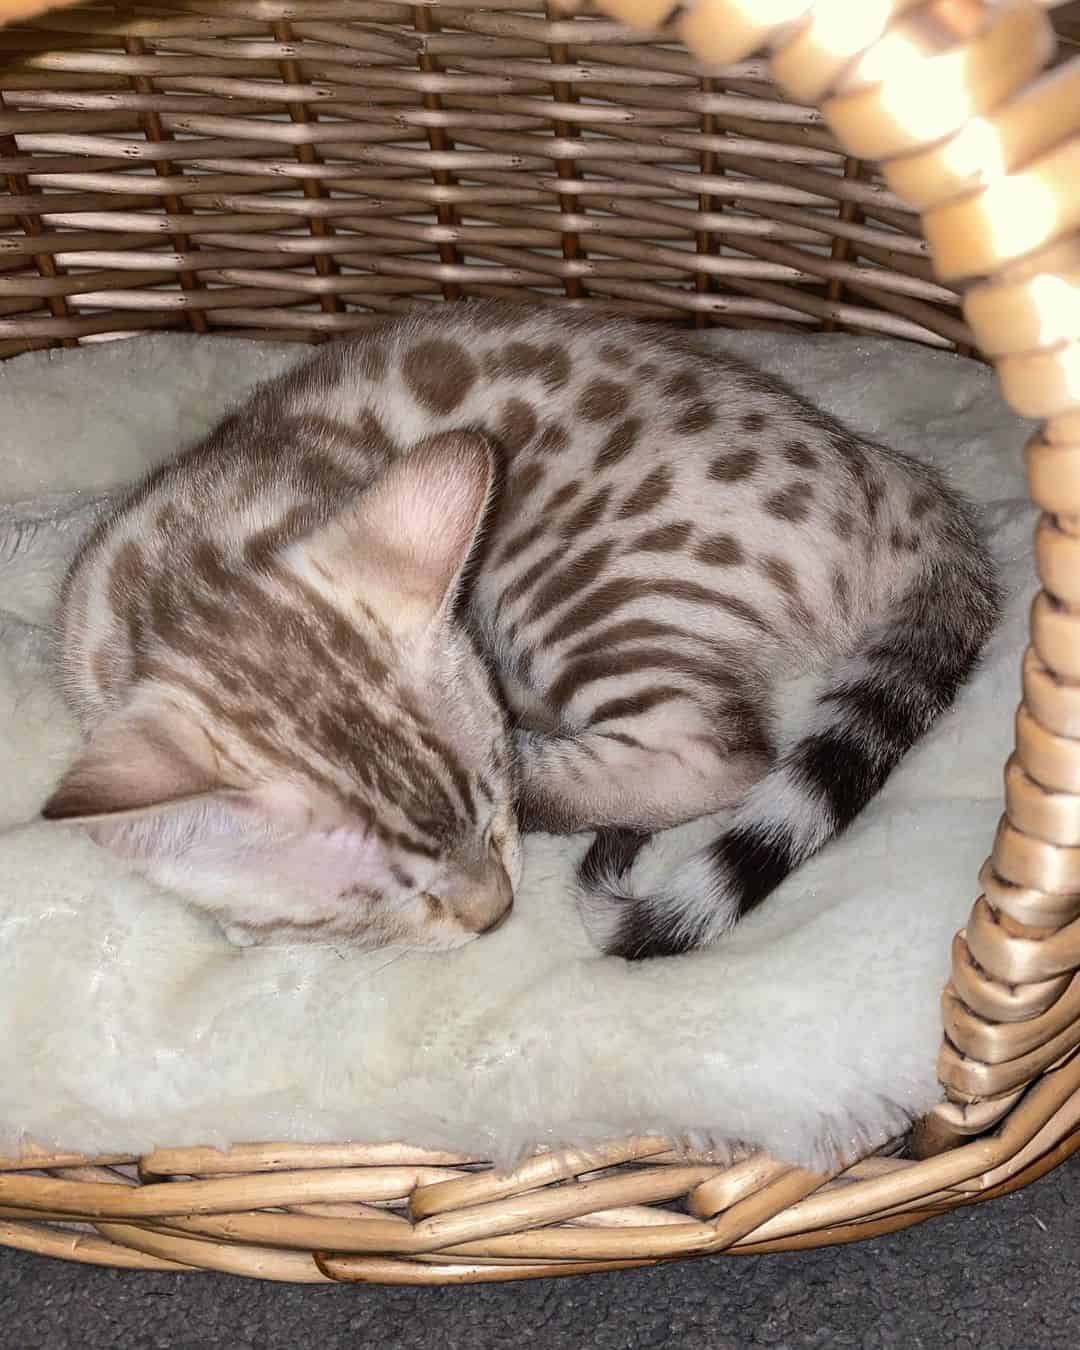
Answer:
287;430;494;631
42;704;221;823
373;431;495;607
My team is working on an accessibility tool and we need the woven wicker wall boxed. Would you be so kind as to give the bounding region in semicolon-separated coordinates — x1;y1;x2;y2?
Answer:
0;0;1024;358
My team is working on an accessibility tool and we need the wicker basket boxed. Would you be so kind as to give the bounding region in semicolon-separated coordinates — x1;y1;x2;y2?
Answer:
1;0;1079;1286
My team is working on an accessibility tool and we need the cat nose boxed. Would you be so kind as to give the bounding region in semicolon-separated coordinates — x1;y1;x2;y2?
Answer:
458;856;513;935
476;901;511;935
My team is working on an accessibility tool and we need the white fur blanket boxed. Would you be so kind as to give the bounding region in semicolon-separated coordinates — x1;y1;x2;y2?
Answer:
0;330;1036;1170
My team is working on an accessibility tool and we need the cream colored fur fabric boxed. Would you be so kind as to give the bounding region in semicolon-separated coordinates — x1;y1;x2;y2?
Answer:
0;331;1035;1170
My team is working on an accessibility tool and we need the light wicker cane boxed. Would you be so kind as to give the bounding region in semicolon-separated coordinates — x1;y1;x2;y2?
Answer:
0;0;1078;1285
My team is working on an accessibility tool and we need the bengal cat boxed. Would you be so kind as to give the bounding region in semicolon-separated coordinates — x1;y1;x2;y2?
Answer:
44;302;999;958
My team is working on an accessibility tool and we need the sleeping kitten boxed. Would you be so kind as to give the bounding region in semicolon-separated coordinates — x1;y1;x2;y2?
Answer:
44;302;999;957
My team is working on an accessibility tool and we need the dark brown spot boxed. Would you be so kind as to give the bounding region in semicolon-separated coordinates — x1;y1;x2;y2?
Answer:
535;422;569;456
577;379;630;423
696;533;743;566
674;401;715;436
339;882;382;906
593;417;642;471
422;892;446;919
357;409;396;458
495;521;545;568
541;344;570;391
598;731;646;751
831;429;879;523
721;696;774;759
497;398;539;457
544;576;773;647
910;490;937;520
663;368;703;401
600;342;632;365
108;539;145;612
590;686;689;726
244;505;319;571
543;480;582;516
562;485;612;539
761;555;815;629
484;341;544;380
549;645;739;711
831;568;851;614
390;864;415;890
633;521;693;553
108;540;147;654
890;527;921;553
617;465;673;519
402;340;477;414
742;411;768;432
501;461;546;518
483;340;568;391
832;509;855;540
567;617;705;659
764;481;813;524
500;544;565;609
292;444;361;501
709;447;759;483
528;539;616;625
90;640;126;696
534;483;577;518
390;830;442;862
761;555;799;602
784;439;818;470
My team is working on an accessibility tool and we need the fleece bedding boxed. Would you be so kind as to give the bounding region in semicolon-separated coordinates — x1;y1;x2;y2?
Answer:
0;329;1036;1171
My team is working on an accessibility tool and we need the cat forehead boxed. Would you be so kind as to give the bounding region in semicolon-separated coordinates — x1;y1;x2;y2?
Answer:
149;636;493;840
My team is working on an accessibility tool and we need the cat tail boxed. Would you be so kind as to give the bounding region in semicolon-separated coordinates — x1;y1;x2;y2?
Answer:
578;522;1000;960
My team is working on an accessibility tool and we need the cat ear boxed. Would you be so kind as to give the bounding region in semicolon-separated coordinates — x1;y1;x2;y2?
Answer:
287;430;495;633
40;704;257;859
52;789;266;862
42;707;221;822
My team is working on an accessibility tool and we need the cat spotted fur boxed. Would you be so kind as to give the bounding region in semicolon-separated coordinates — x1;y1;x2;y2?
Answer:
45;302;999;957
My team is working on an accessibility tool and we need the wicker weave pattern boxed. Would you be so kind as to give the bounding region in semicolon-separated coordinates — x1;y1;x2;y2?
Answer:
1;0;1079;1283
0;0;979;356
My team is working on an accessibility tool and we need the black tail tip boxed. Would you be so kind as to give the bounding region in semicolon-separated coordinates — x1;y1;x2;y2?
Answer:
604;898;701;961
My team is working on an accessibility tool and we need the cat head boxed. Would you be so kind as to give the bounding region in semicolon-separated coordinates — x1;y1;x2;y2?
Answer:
43;430;521;949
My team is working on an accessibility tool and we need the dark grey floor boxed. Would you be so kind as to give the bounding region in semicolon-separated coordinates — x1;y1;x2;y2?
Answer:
2;1156;1077;1350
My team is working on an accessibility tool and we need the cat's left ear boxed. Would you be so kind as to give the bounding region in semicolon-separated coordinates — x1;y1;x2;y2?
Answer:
40;703;319;860
286;430;495;635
